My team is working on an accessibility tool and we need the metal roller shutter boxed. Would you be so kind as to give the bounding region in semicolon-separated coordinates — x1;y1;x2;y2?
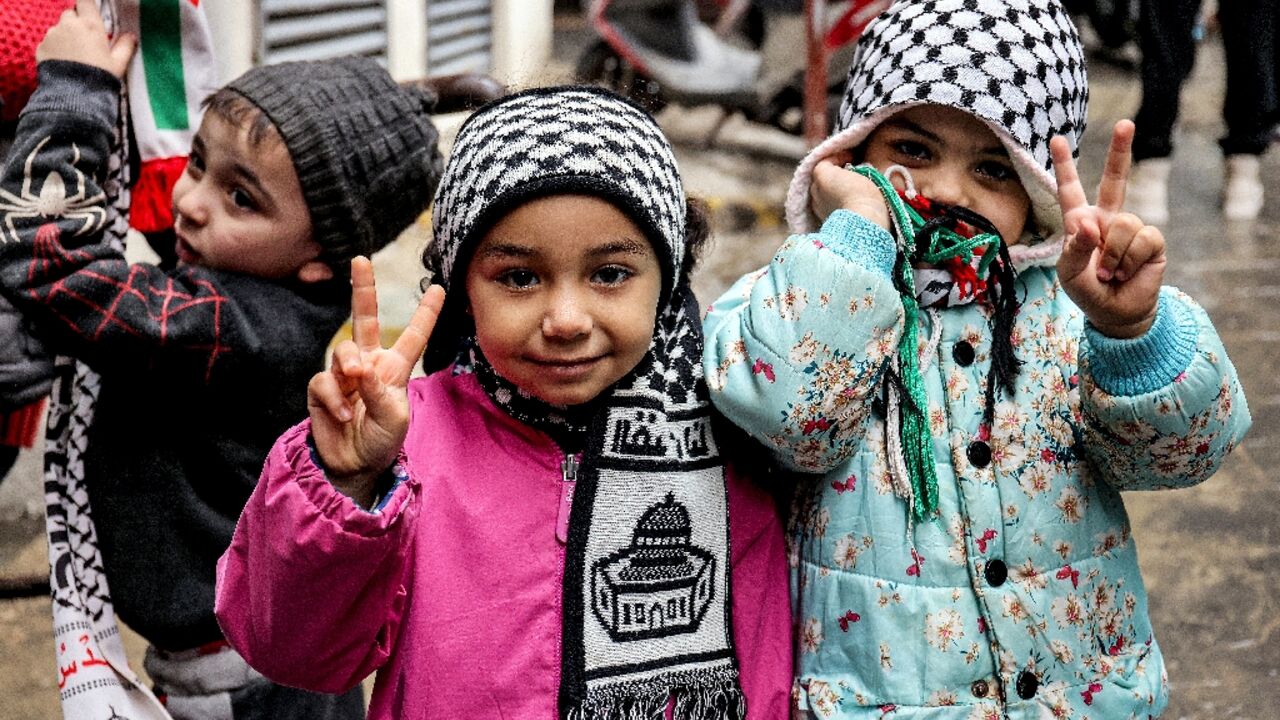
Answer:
259;0;389;66
426;0;493;75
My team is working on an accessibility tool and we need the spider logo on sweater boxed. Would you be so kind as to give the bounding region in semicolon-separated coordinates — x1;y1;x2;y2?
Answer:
0;136;106;244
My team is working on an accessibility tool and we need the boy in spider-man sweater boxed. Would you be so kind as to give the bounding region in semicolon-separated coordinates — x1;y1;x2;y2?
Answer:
0;3;441;716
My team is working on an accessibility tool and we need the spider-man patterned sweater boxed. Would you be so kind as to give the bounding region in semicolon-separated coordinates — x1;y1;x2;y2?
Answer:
0;61;350;650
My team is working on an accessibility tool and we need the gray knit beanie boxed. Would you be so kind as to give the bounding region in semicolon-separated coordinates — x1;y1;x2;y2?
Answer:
226;56;443;265
787;0;1088;268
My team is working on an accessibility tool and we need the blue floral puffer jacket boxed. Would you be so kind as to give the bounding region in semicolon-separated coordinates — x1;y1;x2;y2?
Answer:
703;211;1251;720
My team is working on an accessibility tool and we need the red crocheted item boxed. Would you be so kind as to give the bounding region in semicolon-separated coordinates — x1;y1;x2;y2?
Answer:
899;189;990;301
900;191;979;239
0;0;69;122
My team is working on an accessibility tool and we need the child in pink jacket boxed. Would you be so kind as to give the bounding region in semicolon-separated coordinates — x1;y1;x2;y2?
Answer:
215;86;792;720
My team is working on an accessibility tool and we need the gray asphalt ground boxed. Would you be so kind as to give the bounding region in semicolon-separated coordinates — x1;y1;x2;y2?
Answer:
0;13;1277;719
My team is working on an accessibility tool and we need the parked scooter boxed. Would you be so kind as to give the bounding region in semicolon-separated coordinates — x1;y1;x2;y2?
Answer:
576;0;888;139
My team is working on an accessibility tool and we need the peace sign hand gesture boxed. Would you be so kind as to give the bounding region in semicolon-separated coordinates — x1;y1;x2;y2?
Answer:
1052;120;1166;339
307;257;446;506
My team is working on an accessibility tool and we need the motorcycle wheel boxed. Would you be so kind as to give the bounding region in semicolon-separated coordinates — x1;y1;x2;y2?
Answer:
574;39;668;114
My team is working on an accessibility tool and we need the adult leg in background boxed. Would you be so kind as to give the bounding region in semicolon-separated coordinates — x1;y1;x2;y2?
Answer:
1132;0;1202;161
1217;0;1278;156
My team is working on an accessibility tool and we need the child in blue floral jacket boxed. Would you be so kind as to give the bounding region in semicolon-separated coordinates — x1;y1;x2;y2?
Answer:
702;1;1251;718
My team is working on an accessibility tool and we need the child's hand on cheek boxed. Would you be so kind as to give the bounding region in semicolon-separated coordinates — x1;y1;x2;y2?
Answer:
36;0;137;80
1051;121;1167;339
307;257;445;506
810;152;891;231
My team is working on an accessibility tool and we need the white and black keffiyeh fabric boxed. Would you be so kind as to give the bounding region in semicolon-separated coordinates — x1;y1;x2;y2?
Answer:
42;3;170;718
787;0;1088;268
427;86;743;720
430;87;687;291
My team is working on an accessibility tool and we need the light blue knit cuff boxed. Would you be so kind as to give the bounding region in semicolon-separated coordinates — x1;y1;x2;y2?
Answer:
818;209;897;279
1083;293;1199;397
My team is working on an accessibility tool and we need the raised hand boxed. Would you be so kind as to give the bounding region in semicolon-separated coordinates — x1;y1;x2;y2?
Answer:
810;152;891;230
37;0;138;80
307;257;446;505
1051;121;1166;339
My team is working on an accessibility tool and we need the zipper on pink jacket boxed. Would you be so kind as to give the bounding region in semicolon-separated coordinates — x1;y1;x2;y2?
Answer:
556;453;579;544
553;451;580;700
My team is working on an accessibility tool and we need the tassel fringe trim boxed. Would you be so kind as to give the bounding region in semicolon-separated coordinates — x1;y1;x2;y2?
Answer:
566;668;745;720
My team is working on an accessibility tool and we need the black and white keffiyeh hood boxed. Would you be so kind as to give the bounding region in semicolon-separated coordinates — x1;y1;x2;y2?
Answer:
425;86;744;720
787;0;1089;268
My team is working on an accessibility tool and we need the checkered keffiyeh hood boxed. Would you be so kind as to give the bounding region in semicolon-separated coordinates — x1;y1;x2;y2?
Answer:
787;0;1088;267
428;85;686;291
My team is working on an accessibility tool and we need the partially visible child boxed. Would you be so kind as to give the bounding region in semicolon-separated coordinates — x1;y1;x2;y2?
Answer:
215;86;792;719
0;128;51;484
0;0;61;484
702;1;1251;717
0;2;442;716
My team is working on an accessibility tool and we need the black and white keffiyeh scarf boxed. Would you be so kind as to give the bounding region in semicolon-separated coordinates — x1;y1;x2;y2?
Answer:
39;2;170;718
425;86;744;720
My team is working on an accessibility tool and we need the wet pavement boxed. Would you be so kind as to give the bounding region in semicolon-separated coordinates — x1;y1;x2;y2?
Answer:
0;18;1277;720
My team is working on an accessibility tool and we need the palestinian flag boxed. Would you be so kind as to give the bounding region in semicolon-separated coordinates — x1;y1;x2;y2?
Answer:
120;0;218;233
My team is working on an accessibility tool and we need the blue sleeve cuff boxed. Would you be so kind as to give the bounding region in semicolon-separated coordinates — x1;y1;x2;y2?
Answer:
369;467;407;512
1083;292;1199;396
305;433;403;513
818;209;897;280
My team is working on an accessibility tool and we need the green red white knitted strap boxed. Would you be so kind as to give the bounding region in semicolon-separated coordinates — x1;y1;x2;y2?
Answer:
851;165;1002;520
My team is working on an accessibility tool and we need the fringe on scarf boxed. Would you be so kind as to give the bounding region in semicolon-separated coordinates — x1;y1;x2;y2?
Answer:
567;667;746;720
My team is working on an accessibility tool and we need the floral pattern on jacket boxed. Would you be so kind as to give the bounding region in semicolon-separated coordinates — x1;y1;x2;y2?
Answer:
702;210;1251;719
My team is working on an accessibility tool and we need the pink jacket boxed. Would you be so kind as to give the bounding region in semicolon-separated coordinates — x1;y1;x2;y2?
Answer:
215;369;793;719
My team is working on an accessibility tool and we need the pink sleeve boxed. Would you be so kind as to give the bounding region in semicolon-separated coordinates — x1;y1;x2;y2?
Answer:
214;420;418;693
